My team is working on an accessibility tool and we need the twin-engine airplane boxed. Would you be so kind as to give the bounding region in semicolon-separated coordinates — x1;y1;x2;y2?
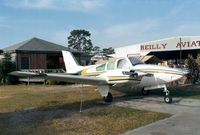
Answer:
10;51;188;103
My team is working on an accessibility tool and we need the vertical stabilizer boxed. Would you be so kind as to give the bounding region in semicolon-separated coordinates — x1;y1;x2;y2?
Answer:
62;50;83;74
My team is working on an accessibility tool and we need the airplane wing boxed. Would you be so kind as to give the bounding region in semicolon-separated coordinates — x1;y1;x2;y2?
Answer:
46;73;107;85
9;71;108;85
9;71;42;77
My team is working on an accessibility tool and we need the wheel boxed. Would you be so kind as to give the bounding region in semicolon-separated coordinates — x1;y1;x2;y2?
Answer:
164;96;172;103
141;88;149;96
104;92;113;103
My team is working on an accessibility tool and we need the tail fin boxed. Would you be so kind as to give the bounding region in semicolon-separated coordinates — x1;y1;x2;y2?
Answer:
62;50;84;74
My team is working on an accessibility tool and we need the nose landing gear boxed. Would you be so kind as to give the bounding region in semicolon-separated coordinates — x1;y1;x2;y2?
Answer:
163;86;172;104
142;84;173;104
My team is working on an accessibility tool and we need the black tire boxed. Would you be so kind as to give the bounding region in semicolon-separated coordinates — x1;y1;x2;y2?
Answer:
104;92;113;103
141;88;149;96
164;96;172;103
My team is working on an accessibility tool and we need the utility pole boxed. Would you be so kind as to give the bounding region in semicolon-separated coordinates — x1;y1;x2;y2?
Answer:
28;56;31;86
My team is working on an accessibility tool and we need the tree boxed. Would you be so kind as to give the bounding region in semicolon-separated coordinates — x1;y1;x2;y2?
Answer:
196;54;200;68
0;60;2;82
185;54;199;84
0;52;16;84
102;47;115;56
92;46;101;55
68;29;93;53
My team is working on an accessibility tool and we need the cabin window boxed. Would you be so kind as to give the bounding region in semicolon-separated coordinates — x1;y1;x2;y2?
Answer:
107;61;115;70
96;64;106;71
117;59;130;69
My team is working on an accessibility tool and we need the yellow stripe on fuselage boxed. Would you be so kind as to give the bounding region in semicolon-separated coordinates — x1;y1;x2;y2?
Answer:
82;72;104;76
141;69;183;75
107;76;141;81
81;67;105;76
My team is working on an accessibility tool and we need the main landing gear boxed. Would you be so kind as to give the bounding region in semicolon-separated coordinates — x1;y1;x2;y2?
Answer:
141;88;149;96
103;92;113;103
98;85;113;103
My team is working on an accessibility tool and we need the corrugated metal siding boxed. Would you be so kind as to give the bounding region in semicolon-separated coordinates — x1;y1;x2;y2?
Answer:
30;53;46;69
14;52;91;70
17;53;47;70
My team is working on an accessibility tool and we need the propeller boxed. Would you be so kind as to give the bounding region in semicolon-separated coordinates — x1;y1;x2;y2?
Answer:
122;70;138;77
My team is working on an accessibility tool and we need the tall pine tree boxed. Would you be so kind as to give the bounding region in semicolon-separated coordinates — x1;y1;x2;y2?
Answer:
68;29;93;53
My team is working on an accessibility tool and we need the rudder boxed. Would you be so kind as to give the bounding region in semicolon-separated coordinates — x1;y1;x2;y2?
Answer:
62;50;83;74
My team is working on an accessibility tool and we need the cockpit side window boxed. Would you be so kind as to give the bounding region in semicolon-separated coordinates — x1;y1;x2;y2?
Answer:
128;57;144;66
107;61;115;70
96;64;106;71
117;59;130;69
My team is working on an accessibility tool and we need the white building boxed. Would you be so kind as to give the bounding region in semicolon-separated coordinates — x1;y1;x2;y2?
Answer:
115;36;200;58
114;36;200;66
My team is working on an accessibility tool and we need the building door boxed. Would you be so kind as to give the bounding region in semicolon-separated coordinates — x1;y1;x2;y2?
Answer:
21;57;29;69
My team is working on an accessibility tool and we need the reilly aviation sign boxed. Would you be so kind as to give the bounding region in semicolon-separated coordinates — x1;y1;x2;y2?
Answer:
140;37;200;52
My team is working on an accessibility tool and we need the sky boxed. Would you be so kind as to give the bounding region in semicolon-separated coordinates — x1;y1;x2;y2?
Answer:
1;0;200;49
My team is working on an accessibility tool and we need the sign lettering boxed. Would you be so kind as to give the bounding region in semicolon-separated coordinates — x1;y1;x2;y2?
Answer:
140;40;200;51
140;43;167;51
176;40;200;48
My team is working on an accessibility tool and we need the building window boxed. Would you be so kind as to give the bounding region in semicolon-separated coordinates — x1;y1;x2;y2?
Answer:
47;55;60;69
21;57;29;69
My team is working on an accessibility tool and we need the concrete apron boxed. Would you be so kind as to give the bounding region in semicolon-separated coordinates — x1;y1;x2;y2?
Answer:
115;97;200;135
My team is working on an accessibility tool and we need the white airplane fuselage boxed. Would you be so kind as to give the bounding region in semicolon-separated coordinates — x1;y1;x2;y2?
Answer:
77;59;187;88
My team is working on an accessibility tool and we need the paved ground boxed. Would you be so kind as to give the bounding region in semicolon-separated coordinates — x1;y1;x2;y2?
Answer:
115;97;200;135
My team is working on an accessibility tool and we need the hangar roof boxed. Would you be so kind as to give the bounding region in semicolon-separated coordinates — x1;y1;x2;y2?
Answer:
3;37;70;53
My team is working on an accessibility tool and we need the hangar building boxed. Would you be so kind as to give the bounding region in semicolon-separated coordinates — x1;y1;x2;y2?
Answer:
114;36;200;65
2;37;91;71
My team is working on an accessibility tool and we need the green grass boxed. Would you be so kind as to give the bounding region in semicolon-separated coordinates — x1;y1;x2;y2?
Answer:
171;84;200;99
0;85;170;135
144;84;200;100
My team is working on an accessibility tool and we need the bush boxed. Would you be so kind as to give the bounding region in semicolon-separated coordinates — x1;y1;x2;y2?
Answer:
46;80;59;85
185;54;199;84
0;52;16;84
6;75;19;85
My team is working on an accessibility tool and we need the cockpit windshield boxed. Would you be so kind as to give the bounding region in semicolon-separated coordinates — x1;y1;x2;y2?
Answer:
128;57;144;66
117;59;130;69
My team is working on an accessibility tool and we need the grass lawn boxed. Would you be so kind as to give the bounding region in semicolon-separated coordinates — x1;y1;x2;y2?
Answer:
146;84;200;100
172;84;200;99
0;85;170;135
